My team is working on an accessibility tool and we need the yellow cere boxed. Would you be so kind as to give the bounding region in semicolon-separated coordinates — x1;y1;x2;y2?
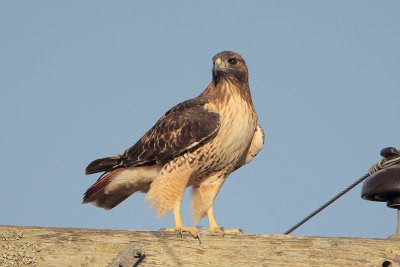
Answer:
215;58;222;65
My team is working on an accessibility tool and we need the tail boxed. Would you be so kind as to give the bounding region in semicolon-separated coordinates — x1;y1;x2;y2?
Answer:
83;168;128;209
83;165;161;209
85;156;121;175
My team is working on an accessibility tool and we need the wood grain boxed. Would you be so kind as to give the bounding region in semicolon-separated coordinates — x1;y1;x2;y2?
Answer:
1;225;400;267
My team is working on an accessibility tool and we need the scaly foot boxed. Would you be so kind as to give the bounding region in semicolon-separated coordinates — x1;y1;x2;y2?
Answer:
205;206;243;236
161;225;200;238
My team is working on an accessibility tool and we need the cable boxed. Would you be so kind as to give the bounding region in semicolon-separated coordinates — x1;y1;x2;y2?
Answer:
368;156;400;175
284;173;369;235
284;150;400;235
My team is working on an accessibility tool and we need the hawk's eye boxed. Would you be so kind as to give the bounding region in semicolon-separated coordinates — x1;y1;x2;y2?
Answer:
228;58;238;65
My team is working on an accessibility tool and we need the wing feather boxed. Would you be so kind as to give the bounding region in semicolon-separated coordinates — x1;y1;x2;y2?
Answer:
122;97;219;167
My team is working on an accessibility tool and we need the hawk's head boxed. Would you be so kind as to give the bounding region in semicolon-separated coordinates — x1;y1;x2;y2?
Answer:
212;51;248;85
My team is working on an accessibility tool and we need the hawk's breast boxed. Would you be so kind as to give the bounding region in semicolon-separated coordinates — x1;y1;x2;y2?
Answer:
200;90;257;174
220;95;256;153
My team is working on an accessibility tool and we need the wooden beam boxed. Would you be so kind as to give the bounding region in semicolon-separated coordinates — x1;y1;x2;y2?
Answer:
1;225;399;266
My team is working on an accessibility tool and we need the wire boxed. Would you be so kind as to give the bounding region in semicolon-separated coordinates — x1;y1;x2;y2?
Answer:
284;173;369;235
368;156;400;175
284;151;400;235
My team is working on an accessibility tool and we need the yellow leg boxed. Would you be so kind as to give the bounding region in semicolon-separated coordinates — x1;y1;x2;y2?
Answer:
173;203;183;227
206;206;243;235
207;206;220;231
161;201;199;238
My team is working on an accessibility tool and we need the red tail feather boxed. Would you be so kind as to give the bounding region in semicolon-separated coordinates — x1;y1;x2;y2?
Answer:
83;168;125;203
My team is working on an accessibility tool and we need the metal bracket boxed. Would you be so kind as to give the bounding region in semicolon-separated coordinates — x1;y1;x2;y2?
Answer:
109;242;145;267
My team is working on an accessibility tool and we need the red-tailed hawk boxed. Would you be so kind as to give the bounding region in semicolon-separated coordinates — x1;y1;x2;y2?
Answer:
83;51;264;236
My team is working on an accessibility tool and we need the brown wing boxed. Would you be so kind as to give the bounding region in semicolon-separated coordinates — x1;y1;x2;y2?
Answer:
121;97;219;167
85;97;219;174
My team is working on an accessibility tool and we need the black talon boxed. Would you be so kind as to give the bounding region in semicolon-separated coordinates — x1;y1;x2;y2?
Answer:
220;227;225;237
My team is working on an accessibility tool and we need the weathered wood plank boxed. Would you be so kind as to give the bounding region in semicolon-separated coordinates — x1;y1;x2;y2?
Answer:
1;225;399;266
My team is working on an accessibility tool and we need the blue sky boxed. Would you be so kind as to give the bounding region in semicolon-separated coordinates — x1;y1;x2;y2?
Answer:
1;1;399;238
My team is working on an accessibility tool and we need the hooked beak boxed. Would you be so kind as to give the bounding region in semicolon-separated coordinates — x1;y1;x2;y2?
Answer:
213;57;223;78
